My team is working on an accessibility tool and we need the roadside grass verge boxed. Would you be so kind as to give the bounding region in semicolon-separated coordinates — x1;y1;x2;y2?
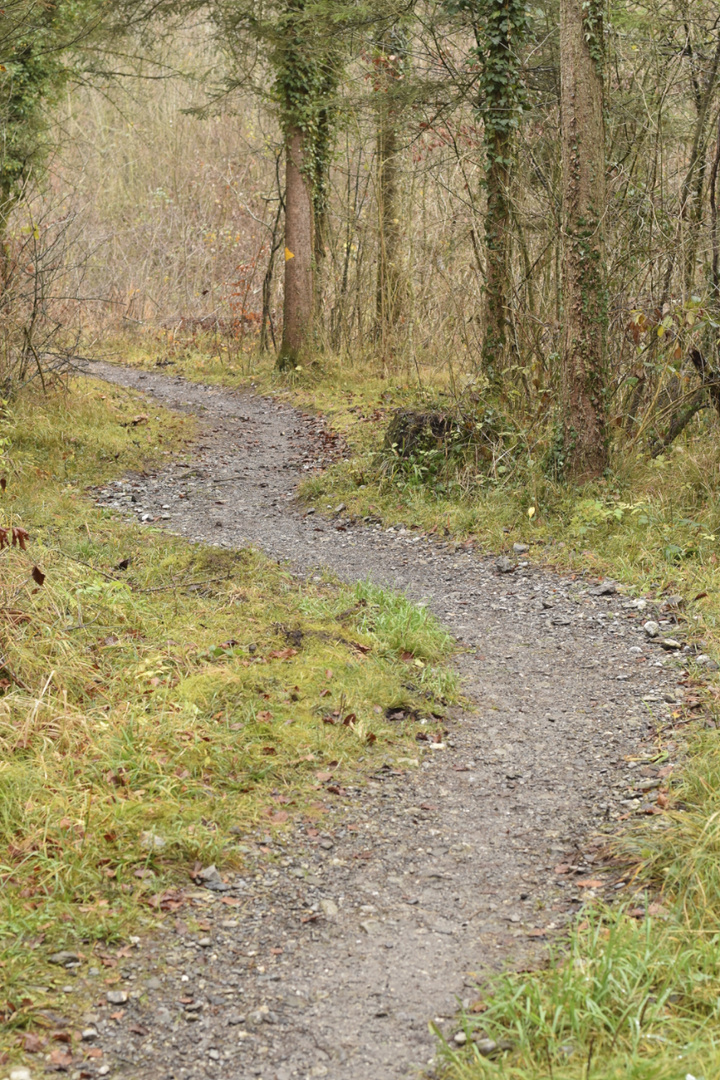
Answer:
438;728;720;1079
0;376;456;1053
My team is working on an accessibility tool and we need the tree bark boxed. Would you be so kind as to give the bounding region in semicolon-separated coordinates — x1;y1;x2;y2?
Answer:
376;34;406;347
482;127;512;380
559;0;608;479
278;126;314;370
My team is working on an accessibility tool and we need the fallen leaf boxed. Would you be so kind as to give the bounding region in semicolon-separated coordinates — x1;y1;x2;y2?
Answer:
129;1025;148;1036
31;565;46;586
49;1048;73;1068
315;771;332;782
576;878;604;889
22;1032;44;1052
554;864;571;875
257;710;273;722
84;1047;103;1058
52;1031;72;1043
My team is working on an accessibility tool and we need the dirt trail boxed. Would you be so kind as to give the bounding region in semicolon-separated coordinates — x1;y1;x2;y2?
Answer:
75;361;683;1080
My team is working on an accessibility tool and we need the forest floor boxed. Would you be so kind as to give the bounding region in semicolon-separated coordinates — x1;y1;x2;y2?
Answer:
40;359;690;1080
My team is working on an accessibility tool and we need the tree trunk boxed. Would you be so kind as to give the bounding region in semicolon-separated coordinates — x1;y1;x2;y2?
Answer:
278;126;314;370
559;0;608;480
376;33;406;348
482;128;512;381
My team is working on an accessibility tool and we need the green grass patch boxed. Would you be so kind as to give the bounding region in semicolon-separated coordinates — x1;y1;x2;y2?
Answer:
0;375;456;1053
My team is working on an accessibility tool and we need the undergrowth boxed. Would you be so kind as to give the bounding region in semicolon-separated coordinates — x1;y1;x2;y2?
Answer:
0;376;455;1053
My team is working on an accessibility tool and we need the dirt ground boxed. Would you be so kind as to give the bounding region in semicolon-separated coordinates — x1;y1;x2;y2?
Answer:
59;360;687;1080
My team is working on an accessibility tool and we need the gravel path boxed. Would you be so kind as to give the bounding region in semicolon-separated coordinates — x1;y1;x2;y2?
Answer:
71;360;687;1080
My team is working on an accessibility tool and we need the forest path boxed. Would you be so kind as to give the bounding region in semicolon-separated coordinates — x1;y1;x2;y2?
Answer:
77;360;681;1080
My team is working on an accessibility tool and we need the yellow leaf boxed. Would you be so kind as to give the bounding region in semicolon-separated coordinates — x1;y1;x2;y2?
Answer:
285;248;295;261
528;506;536;519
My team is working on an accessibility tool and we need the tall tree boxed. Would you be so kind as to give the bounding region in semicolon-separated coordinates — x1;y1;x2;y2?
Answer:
559;0;607;478
375;20;409;348
447;0;527;383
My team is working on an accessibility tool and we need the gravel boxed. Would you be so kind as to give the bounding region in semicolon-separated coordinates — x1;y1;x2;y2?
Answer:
69;360;691;1080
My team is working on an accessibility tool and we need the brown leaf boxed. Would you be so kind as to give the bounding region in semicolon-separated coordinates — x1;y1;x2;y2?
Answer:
268;648;298;661
12;526;30;550
84;1047;103;1058
22;1032;45;1053
315;771;332;782
129;1025;148;1036
49;1048;73;1069
31;566;46;586
52;1031;72;1044
576;878;604;889
554;864;571;875
257;710;273;722
0;476;6;492
261;746;277;755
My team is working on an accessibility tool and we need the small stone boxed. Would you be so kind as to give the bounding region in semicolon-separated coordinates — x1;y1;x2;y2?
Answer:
475;1038;498;1056
207;1050;220;1061
633;598;648;611
660;638;682;650
360;919;382;935
156;1007;172;1026
140;830;167;851
145;977;161;990
98;1068;110;1077
81;1028;98;1040
453;1031;467;1046
198;937;212;948
594;580;617;596
512;543;529;554
196;864;230;892
496;557;516;574
661;594;684;611
106;990;128;1005
628;646;643;655
319;899;338;918
227;1013;247;1026
643;621;660;638
333;504;346;514
695;654;719;671
48;952;80;966
10;1069;32;1080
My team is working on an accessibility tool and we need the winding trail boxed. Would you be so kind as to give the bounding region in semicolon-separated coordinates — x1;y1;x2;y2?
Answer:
76;361;682;1080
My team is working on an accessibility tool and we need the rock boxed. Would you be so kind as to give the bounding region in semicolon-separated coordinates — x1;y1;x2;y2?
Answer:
360;919;382;934
643;621;660;638
319;899;338;918
496;557;516;574
333;503;346;514
453;1031;467;1045
637;778;661;792
593;580;617;595
227;1013;247;1026
207;1050;220;1061
661;594;684;612
145;977;161;990
106;990;128;1005
695;654;719;671
81;1028;98;1040
633;598;648;611
474;1038;498;1056
247;1007;269;1027
628;646;643;655
140;830;167;851
156;1007;173;1026
660;638;682;650
10;1069;32;1080
48;952;81;966
512;543;529;554
196;864;230;892
198;937;212;948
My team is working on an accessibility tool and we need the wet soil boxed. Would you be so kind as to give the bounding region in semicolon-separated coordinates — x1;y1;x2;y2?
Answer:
64;361;687;1080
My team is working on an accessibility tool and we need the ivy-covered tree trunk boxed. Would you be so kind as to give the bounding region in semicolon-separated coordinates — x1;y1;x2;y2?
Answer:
559;0;608;479
458;0;526;383
278;125;315;369
482;123;512;380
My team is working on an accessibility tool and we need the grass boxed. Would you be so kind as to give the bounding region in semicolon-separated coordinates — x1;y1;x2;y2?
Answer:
97;331;720;1080
0;374;456;1058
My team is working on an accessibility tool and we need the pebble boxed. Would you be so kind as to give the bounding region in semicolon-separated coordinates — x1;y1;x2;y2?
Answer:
81;1028;98;1040
660;638;681;650
156;1007;173;1025
145;977;162;990
10;1069;32;1080
453;1031;467;1045
106;990;128;1005
695;654;719;670
475;1038;498;1056
512;543;529;554
643;621;660;638
198;937;212;947
319;899;338;918
496;556;516;574
48;951;80;966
